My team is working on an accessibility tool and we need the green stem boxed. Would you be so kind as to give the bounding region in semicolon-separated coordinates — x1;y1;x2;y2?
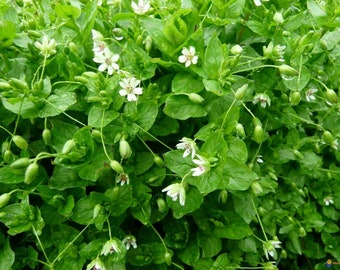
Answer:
218;98;237;137
107;218;112;239
32;225;52;266
250;196;268;242
232;64;279;75
0;125;13;136
100;110;111;161
136;134;156;156
133;123;173;151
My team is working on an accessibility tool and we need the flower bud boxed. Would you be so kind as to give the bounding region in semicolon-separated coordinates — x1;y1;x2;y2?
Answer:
3;150;14;163
42;128;52;145
273;11;284;24
73;75;89;84
93;204;102;219
290;91;301;106
292;149;303;159
323;131;334;143
109;160;124;174
218;190;228;204
251;181;263;195
62;139;76;154
299;227;306;237
12;135;28;150
0;81;12;90
91;129;102;139
157;198;167;213
325;88;338;104
235;84;248;100
164;251;173;266
10;157;30;169
281;249;287;259
111;186;120;201
0;193;11;208
253;125;264;143
119;140;132;159
188;93;204;103
9;78;28;90
154;155;164;167
278;64;298;76
144;35;152;53
230;44;243;55
235;123;246;138
24;162;39;184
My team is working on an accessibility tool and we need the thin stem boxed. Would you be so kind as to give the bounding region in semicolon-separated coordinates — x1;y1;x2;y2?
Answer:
287;113;323;130
136;134;155;156
218;98;237;137
52;223;91;264
140;205;168;252
107;218;112;239
100;110;111;161
232;64;279;75
32;225;52;266
40;54;48;81
133;123;173;151
0;125;13;136
250;196;268;241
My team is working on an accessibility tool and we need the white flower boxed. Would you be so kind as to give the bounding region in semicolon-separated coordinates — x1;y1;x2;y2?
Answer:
191;155;210;177
34;35;56;57
92;30;107;54
122;235;137;250
178;46;198;67
273;11;284;24
176;137;197;159
230;44;243;55
263;240;281;260
86;258;106;270
116;173;130;186
324;197;334;206
162;183;186;206
101;239;121;256
131;0;150;15
119;77;143;102
254;0;269;6
93;47;120;75
253;93;271;108
305;88;318;102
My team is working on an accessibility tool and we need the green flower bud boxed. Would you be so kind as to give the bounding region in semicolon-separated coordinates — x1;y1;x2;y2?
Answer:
0;81;12;90
86;96;103;103
292;149;303;159
290;91;301;106
119;140;132;159
24;162;39;184
278;64;298;76
258;207;267;215
0;193;11;208
3;150;14;163
42;128;52;145
109;160;124;174
299;227;306;237
230;44;243;55
218;190;228;204
93;204;102;219
12;135;28;150
73;75;89;84
273;12;284;24
62;139;76;155
91;129;102;139
188;93;204;103
323;131;334;143
164;250;173;266
251;181;263;195
157;198;167;213
111;187;120;201
154;155;164;167
235;123;246;138
8;78;28;90
325;88;338;104
281;249;287;259
253;125;264;143
82;71;98;79
136;34;144;46
268;172;278;181
10;157;30;169
27;30;41;38
99;90;108;97
235;84;248;100
144;35;152;53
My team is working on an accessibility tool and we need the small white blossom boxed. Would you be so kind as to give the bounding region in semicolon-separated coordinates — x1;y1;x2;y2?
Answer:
178;46;198;67
123;235;137;250
119;77;143;102
191;155;210;177
86;258;106;270
116;173;130;186
324;197;334;206
263;240;281;260
253;93;271;108
273;11;284;24
254;0;269;6
162;183;186;206
230;44;243;55
101;239;121;256
131;0;150;15
93;47;120;75
34;36;57;57
176;137;197;159
305;88;318;102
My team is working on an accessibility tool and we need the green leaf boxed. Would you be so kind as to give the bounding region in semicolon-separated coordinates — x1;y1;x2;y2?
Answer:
172;73;204;94
164;219;189;249
164;95;207;120
39;91;77;118
49;166;91;190
233;192;256;224
0;167;24;184
135;152;155;175
0;20;16;47
71;197;94;225
167;186;204;219
221;158;258;191
203;35;223;80
78;148;109;181
88;106;119;128
0;238;14;270
307;0;327;18
164;150;193;178
197;232;222;258
186;170;221;194
136;101;158;131
281;65;310;91
226;136;248;164
55;3;81;19
177;238;200;265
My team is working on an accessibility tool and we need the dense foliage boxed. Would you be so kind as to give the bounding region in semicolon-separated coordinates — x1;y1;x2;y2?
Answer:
0;0;340;269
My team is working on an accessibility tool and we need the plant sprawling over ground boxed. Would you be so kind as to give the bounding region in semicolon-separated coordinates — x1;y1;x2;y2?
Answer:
0;0;340;269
